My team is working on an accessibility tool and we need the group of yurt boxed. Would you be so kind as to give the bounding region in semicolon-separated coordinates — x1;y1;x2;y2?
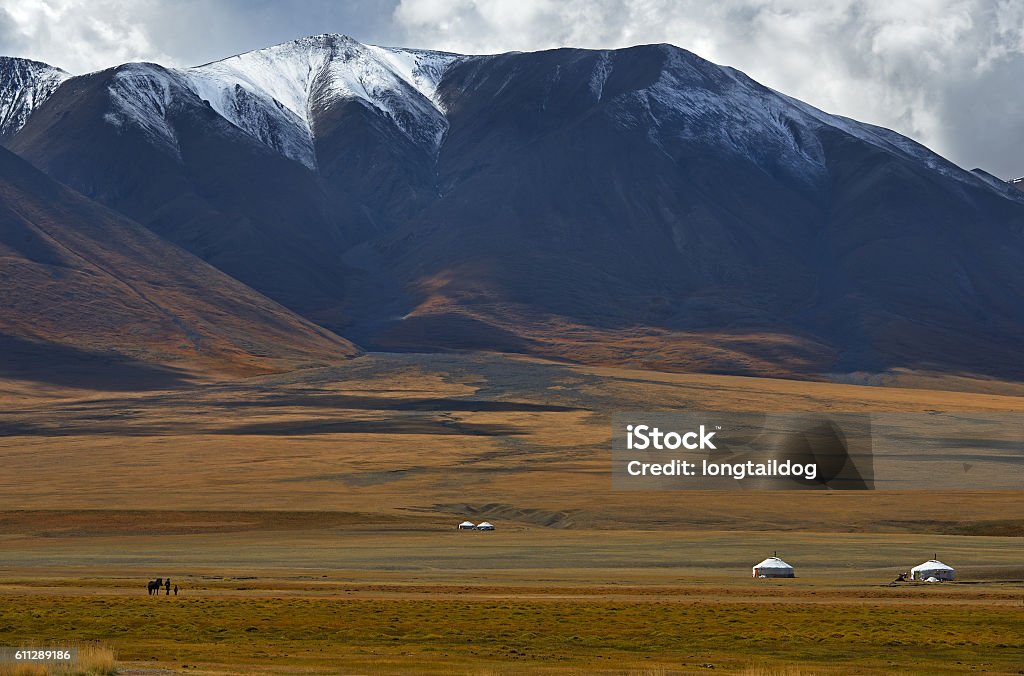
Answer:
457;520;495;531
752;552;957;582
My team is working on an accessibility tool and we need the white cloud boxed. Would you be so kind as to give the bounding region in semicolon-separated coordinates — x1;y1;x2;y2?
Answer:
0;0;176;72
0;1;408;73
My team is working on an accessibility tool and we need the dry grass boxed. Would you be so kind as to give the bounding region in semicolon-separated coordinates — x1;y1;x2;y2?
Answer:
738;668;854;676
0;645;115;676
67;646;115;676
0;666;47;676
0;593;1020;674
0;353;1022;533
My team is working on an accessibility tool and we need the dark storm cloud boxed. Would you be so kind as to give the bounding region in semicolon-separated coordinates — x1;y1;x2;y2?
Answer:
1;0;1022;177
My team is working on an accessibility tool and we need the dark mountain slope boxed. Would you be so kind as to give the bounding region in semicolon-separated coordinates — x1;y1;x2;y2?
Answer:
8;63;368;330
0;145;357;382
340;45;1024;377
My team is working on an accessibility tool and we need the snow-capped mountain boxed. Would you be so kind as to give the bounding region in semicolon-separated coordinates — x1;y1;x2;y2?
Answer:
0;57;68;141
185;34;456;169
3;35;458;171
102;63;190;157
4;35;1006;197
4;37;1024;379
624;46;1016;198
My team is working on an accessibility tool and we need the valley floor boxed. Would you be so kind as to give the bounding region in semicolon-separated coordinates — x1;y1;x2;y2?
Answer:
0;520;1022;674
0;352;1021;673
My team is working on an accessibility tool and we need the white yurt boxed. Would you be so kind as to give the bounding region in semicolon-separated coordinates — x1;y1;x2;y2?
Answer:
910;559;955;581
476;522;495;531
752;556;795;578
458;521;476;530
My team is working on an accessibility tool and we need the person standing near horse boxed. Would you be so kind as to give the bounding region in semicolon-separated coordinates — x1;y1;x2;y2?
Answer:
165;578;171;595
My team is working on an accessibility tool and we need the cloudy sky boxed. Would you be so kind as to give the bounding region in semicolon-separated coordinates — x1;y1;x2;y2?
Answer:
2;0;1022;177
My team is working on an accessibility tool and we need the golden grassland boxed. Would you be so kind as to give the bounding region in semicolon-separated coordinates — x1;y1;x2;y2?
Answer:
0;579;1021;674
1;521;1022;674
1;352;1023;530
0;352;1022;673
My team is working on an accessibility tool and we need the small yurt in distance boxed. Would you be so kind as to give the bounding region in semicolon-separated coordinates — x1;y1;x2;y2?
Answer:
752;556;795;578
476;522;495;531
910;559;955;581
458;521;476;530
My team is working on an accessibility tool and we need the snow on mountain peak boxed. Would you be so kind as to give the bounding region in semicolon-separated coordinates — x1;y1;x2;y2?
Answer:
5;37;1001;201
0;57;69;139
611;44;999;197
103;63;184;157
182;34;461;167
361;45;457;110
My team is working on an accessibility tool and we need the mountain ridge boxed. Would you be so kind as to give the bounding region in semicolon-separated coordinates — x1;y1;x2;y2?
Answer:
3;35;1024;380
5;36;1017;197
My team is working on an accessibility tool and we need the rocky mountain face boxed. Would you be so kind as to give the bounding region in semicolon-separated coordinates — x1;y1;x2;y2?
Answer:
4;35;1024;379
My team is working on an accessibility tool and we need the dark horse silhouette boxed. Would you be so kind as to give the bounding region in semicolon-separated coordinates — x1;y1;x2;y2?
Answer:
147;578;163;595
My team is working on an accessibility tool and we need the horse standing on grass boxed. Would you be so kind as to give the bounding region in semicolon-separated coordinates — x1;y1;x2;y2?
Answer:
147;578;163;595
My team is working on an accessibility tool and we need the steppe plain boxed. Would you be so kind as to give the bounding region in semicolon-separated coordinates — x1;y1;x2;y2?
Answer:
1;352;1021;674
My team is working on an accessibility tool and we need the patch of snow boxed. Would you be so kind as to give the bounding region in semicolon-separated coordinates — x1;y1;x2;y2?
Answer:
784;92;1024;198
186;68;316;168
540;65;562;111
363;45;459;111
628;48;829;193
184;34;460;161
104;63;181;157
970;169;1024;201
604;45;1010;199
309;36;453;152
589;51;612;102
189;35;332;127
0;57;69;137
